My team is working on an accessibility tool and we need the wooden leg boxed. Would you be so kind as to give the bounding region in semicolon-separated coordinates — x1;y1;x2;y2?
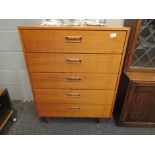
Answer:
43;117;51;123
98;118;104;124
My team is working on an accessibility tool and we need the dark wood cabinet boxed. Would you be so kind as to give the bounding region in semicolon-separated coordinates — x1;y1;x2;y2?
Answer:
114;19;155;127
124;82;155;125
124;19;155;72
114;72;155;127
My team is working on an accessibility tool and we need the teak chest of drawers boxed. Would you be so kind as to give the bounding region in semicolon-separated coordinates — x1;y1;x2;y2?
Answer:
18;26;130;120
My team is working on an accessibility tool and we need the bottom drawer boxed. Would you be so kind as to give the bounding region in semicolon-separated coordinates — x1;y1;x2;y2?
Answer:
37;103;112;118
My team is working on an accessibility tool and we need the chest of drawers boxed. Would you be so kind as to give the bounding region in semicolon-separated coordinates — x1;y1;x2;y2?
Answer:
18;26;130;120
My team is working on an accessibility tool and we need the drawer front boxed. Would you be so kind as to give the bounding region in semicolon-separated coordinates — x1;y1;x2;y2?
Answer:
22;30;126;53
31;73;118;89
38;104;65;117
37;103;112;118
34;89;115;105
65;104;112;118
26;53;122;73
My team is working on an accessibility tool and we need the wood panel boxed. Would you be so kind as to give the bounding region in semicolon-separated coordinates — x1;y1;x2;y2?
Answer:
19;25;130;31
31;73;118;89
34;89;115;105
126;72;155;81
26;53;122;73
66;104;111;118
114;72;155;127
21;30;126;53
0;88;5;95
122;82;155;124
37;103;112;118
37;104;65;117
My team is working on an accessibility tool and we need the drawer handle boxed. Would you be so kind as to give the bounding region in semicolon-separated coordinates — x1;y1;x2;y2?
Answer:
66;77;81;82
68;107;80;110
65;36;82;43
66;59;82;64
67;93;81;98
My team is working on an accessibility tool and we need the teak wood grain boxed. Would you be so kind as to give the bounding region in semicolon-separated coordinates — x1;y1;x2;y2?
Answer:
19;25;130;31
31;73;118;90
26;53;122;73
18;25;130;119
34;89;115;105
37;103;112;118
21;30;126;54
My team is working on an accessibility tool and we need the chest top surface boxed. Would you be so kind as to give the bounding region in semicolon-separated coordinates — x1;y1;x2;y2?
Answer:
18;25;130;31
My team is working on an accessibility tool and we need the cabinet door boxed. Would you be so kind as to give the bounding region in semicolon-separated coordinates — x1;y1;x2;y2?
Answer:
122;82;155;126
124;19;155;72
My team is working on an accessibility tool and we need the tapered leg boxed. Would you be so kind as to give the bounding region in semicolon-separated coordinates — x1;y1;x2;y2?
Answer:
43;117;51;123
98;118;104;124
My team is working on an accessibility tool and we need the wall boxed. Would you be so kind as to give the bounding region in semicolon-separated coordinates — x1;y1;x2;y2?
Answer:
0;19;124;101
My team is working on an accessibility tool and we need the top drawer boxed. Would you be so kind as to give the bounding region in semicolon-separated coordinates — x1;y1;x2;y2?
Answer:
21;30;126;54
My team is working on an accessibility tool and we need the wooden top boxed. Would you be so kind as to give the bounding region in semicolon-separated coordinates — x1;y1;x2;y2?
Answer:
0;88;5;95
126;72;155;82
18;25;130;31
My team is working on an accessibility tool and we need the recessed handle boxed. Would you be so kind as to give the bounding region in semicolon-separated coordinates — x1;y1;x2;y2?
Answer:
65;36;82;43
68;107;80;110
66;77;81;82
66;58;82;64
67;93;81;98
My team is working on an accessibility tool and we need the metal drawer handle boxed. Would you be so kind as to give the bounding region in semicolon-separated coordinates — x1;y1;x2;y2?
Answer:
68;107;80;110
66;77;81;82
67;93;81;98
66;59;82;64
65;36;82;43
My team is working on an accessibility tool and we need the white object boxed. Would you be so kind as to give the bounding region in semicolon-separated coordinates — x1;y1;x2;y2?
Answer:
41;19;63;26
41;19;107;26
110;32;117;38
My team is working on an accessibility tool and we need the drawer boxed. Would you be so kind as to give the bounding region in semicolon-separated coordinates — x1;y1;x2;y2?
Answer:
34;89;115;105
37;103;112;118
22;30;126;53
38;103;65;117
26;53;122;73
65;104;112;118
31;73;118;89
